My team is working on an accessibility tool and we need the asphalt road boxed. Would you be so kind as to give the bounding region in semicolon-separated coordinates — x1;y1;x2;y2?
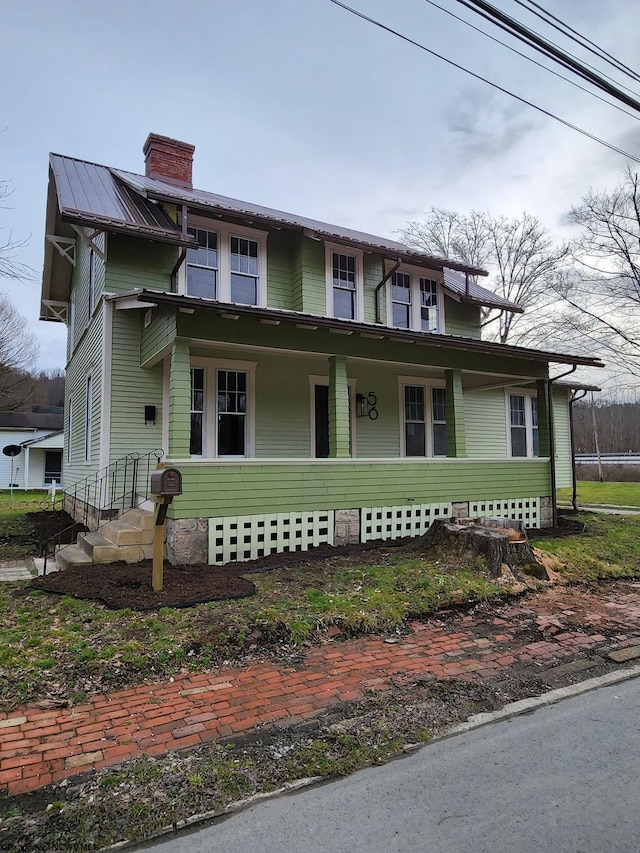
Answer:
141;676;640;853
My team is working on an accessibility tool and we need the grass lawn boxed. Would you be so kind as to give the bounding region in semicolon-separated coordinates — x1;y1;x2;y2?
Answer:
557;480;640;507
0;490;50;560
1;507;640;712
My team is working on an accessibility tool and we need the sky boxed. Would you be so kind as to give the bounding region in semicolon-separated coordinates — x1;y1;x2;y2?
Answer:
1;0;638;373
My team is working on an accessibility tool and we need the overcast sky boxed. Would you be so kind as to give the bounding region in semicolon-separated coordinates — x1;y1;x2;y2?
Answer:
1;0;638;371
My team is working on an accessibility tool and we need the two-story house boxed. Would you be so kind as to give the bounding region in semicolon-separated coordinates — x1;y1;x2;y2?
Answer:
40;134;602;566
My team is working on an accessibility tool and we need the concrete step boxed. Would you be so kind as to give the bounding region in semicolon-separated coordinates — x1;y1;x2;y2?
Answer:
100;519;153;547
123;508;155;532
77;531;119;564
56;544;92;571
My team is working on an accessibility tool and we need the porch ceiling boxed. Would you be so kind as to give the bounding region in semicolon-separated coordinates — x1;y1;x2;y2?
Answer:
121;289;605;370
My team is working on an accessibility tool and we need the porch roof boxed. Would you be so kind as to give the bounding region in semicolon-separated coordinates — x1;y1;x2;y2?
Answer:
116;289;604;369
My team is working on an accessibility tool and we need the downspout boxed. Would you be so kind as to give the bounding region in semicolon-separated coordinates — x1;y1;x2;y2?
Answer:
170;205;189;293
375;257;402;324
569;390;588;511
547;364;577;528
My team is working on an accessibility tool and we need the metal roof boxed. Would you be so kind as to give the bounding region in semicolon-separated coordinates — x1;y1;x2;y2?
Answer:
442;268;521;313
0;411;64;431
117;289;603;368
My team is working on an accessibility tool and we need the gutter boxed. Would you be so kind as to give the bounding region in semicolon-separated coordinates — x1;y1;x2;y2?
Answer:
375;258;402;324
547;364;577;527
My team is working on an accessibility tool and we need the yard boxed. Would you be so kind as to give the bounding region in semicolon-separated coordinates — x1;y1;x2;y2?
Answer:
0;490;50;560
1;491;640;712
557;480;640;507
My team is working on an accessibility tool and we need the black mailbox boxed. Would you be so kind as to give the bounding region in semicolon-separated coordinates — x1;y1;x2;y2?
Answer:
150;468;183;497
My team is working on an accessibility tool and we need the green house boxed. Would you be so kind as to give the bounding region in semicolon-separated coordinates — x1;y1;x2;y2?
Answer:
40;134;602;566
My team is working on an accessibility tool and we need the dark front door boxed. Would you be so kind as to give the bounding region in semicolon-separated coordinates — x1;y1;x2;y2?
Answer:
314;385;329;458
44;450;63;484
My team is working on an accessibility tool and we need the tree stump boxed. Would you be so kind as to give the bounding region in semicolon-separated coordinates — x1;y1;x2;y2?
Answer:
420;518;545;579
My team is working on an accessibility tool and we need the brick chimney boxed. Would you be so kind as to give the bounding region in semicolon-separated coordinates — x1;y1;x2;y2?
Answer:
143;133;195;188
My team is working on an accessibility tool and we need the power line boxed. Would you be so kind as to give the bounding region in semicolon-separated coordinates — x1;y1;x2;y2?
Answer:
455;0;640;111
423;0;640;122
513;0;640;86
327;0;640;164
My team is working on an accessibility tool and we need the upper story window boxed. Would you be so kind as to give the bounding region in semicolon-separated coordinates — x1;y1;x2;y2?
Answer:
508;392;539;457
187;228;218;299
183;220;266;307
88;249;95;318
325;244;364;321
387;266;442;333
400;380;447;457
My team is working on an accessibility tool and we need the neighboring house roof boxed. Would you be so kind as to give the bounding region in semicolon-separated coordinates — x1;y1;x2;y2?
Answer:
43;152;523;319
0;412;64;431
20;430;64;448
118;289;604;368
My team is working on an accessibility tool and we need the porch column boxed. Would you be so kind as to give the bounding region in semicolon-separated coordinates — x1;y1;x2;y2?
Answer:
328;355;350;458
536;379;551;457
445;369;466;457
168;339;191;458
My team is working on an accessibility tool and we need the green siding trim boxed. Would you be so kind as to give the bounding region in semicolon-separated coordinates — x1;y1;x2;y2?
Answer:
363;254;385;324
167;459;551;518
176;312;547;378
444;296;481;339
464;388;508;458
329;356;350;458
140;307;177;366
266;230;293;310
105;234;177;295
301;236;326;315
553;388;573;489
168;339;191;458
445;369;466;457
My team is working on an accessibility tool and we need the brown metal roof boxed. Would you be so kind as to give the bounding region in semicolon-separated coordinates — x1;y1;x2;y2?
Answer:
117;289;603;368
0;411;64;431
442;268;521;313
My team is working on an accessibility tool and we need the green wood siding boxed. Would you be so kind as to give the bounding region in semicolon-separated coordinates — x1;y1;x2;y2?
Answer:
68;231;106;361
266;230;293;310
445;369;466;457
167;459;551;518
352;364;400;457
363;254;385;323
300;236;326;315
109;309;164;462
444;297;481;338
140;307;177;366
464;388;508;458
553;388;573;488
106;235;177;294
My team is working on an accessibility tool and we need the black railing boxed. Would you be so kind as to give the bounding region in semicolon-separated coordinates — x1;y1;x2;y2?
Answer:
40;448;164;572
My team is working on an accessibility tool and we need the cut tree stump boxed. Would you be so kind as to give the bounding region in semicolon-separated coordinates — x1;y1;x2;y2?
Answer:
420;518;547;579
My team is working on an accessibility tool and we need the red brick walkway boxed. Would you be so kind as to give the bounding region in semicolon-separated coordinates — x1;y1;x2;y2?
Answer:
3;582;640;796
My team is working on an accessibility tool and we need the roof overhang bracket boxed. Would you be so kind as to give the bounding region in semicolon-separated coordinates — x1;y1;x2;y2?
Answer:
41;300;69;322
46;235;76;267
71;225;106;261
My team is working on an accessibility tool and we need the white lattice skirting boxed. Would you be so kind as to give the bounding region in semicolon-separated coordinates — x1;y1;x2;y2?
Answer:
360;503;453;543
469;497;541;528
208;511;335;565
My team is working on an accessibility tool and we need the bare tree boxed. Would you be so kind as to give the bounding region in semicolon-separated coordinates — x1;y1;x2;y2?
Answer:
556;167;640;375
0;178;31;281
399;209;569;344
0;293;38;411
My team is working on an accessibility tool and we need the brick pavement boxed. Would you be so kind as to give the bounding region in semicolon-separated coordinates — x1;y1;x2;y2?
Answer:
2;582;640;797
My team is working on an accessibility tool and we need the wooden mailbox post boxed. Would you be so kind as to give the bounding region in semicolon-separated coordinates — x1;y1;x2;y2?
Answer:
149;467;183;592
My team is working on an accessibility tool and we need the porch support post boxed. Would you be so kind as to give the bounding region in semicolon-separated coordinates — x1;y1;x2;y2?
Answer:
445;369;466;457
536;379;551;457
168;339;191;458
328;355;350;458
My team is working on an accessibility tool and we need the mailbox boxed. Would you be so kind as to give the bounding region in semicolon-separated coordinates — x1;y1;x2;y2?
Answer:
150;467;183;497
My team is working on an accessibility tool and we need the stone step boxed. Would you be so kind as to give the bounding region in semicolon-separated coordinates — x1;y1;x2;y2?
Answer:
56;544;92;571
123;508;155;531
77;531;119;564
100;519;153;547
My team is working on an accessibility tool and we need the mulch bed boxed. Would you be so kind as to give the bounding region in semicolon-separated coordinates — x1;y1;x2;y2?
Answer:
31;561;256;610
26;510;88;550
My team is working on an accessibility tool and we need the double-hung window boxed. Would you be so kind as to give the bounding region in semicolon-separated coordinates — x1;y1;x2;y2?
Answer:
190;368;205;455
230;237;259;305
186;227;218;299
388;266;441;332
189;359;255;458
84;375;92;463
508;393;539;457
402;382;447;457
325;244;363;321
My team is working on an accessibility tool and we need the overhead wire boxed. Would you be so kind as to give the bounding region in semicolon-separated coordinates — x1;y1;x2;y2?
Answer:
327;0;640;165
422;0;640;122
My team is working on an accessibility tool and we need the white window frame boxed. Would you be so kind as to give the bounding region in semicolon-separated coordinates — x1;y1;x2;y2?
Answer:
190;357;256;459
308;374;358;458
398;376;447;458
84;374;92;463
386;263;444;333
325;243;364;322
88;248;95;319
506;389;540;458
180;217;267;308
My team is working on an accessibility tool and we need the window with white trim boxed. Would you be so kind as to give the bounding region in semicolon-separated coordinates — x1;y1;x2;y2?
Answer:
189;359;255;458
508;392;539;457
67;398;73;463
183;221;266;306
387;266;441;332
325;244;364;321
84;375;92;462
88;249;95;319
401;382;447;457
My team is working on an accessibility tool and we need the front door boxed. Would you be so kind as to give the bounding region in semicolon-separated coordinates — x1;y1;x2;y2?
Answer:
314;384;352;458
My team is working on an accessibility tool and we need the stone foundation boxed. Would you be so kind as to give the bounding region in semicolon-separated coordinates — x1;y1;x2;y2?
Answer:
334;509;360;545
166;517;209;566
540;496;553;528
451;501;469;520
